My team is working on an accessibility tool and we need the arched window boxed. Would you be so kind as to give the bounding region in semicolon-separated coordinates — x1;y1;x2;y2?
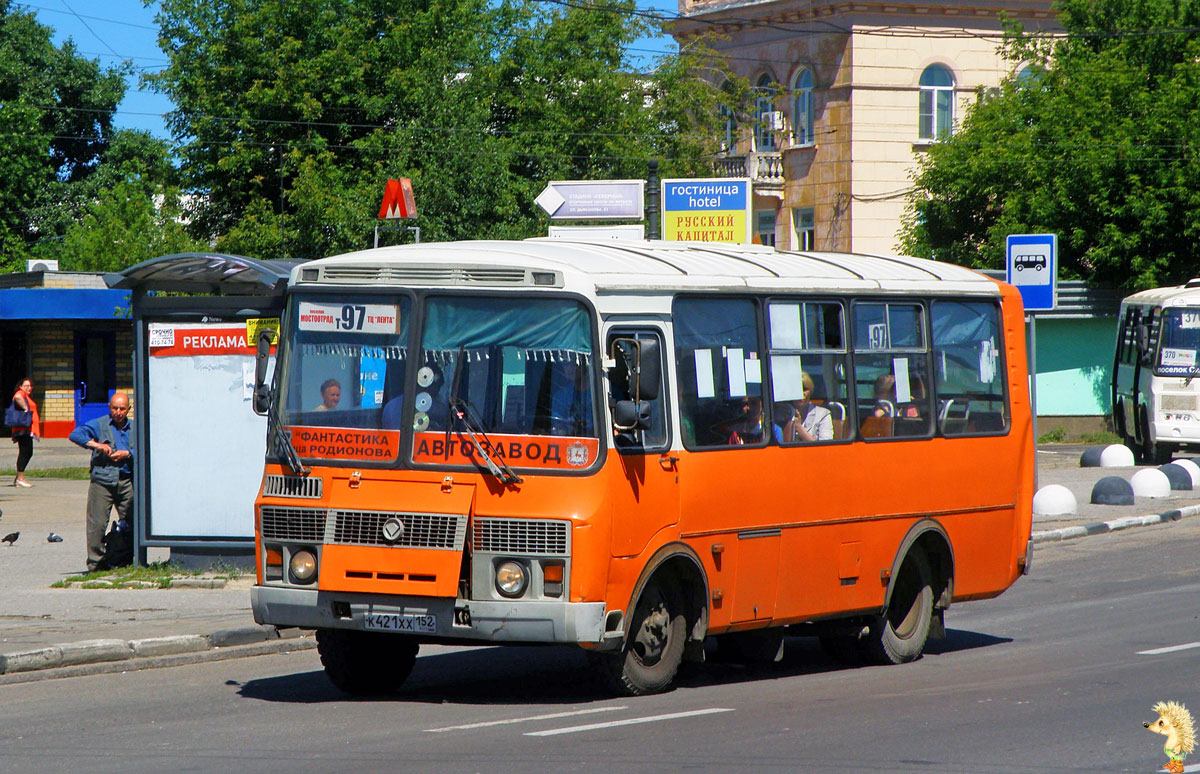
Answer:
1015;64;1039;87
792;69;814;146
754;74;777;151
918;64;955;141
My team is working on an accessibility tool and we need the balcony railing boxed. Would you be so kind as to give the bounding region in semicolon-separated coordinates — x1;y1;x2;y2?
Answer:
712;152;784;187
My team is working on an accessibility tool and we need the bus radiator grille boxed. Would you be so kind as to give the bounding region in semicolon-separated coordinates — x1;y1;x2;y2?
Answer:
332;510;467;550
260;506;326;543
471;518;570;556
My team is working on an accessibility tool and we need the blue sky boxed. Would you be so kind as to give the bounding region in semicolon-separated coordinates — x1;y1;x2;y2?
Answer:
28;0;678;140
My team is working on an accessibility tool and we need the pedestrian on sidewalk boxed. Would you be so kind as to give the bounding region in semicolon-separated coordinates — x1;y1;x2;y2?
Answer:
10;377;40;488
69;393;134;573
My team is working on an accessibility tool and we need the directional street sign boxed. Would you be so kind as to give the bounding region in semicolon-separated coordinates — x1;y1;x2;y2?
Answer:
535;180;645;221
1006;233;1057;311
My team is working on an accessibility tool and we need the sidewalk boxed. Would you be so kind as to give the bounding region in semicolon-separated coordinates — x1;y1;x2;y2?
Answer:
1;443;1197;682
0;445;312;683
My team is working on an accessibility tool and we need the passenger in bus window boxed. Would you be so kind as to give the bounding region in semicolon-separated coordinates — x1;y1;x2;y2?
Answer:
873;374;897;418
722;396;766;445
782;372;833;442
314;379;341;411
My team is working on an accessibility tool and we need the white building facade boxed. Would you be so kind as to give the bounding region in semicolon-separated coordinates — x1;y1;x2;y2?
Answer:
671;0;1059;253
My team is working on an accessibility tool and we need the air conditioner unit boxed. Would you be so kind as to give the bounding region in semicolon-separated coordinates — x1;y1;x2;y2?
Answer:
26;259;58;273
765;111;785;131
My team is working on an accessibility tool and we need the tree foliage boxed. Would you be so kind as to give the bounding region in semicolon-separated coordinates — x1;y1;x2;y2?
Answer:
149;0;731;259
901;0;1200;291
0;0;128;269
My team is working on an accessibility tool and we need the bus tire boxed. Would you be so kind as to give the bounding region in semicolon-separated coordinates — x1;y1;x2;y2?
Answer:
860;549;933;665
594;582;686;696
316;628;419;695
1141;409;1172;465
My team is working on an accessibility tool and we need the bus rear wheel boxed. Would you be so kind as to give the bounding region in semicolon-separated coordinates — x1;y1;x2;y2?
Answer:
316;628;419;696
594;582;686;696
860;550;934;665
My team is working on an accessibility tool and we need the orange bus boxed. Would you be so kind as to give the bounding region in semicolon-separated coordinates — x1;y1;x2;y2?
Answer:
250;238;1034;695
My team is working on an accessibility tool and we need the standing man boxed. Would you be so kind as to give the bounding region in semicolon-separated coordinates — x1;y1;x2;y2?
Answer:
69;393;134;573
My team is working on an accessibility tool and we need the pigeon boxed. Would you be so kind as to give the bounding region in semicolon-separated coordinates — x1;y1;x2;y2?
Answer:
47;532;62;543
2;531;19;545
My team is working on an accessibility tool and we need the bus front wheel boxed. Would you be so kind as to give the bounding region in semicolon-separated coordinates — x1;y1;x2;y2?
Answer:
316;628;419;695
861;549;933;665
594;582;686;695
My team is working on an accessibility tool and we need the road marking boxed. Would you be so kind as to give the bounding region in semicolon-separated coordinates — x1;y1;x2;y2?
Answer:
1138;641;1200;655
524;707;734;737
425;706;627;733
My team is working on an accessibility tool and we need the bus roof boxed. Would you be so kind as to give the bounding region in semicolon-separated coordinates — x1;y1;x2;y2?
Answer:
1121;281;1200;308
295;238;1000;295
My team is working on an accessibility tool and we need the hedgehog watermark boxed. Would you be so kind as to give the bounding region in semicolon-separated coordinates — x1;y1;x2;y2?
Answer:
1145;701;1196;774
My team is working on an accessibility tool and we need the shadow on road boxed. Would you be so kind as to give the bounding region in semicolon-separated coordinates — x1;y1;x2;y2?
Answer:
238;628;1011;704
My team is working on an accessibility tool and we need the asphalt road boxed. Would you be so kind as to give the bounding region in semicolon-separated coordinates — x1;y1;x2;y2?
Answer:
4;518;1200;774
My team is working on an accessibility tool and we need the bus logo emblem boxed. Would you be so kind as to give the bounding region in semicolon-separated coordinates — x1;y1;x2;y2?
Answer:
566;442;590;467
381;517;405;543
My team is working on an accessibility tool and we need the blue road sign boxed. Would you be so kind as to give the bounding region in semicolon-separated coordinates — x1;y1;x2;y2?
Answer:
1006;233;1057;312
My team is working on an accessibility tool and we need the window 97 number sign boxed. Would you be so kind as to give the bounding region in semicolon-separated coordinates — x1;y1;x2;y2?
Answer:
297;301;400;335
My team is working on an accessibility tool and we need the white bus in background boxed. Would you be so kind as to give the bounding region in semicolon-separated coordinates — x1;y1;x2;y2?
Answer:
1112;280;1200;464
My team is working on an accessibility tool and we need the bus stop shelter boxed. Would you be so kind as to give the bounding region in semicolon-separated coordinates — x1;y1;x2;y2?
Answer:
107;253;297;567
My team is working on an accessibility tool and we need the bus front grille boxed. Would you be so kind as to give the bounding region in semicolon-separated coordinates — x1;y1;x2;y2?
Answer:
262;474;323;499
472;518;570;556
261;506;326;543
260;507;467;550
333;510;467;550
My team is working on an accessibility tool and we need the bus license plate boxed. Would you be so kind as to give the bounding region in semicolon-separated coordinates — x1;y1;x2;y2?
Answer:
363;613;436;633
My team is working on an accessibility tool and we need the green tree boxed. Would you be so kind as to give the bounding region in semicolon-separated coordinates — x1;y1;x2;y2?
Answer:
148;0;731;259
901;0;1200;291
0;1;127;269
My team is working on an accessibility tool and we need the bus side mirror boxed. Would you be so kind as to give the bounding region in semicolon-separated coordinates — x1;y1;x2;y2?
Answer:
636;339;661;401
253;329;274;416
613;400;652;431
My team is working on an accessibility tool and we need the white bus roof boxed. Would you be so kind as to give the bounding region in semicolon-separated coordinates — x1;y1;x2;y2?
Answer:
294;238;1000;295
1121;281;1200;308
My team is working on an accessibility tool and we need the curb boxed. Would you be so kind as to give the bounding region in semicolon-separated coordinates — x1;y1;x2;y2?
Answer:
1031;503;1200;544
0;624;312;679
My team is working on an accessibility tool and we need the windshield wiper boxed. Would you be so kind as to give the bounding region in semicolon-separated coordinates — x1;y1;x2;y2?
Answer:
447;348;522;486
265;393;309;477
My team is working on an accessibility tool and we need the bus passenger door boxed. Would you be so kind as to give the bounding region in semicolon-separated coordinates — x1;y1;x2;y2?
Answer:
606;328;679;558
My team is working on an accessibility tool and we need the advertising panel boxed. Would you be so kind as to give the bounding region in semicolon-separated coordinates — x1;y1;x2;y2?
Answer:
661;178;752;243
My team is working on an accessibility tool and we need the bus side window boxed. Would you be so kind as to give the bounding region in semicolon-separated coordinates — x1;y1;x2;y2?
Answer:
674;297;764;449
852;302;932;439
931;300;1008;436
766;300;849;444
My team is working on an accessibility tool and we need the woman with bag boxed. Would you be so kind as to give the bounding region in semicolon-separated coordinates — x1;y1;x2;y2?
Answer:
10;378;39;487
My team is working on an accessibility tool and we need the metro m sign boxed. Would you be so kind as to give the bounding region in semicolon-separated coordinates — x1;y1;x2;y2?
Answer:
378;178;417;220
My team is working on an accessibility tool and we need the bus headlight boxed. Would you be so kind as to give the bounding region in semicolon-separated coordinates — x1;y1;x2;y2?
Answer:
495;561;528;598
289;549;318;584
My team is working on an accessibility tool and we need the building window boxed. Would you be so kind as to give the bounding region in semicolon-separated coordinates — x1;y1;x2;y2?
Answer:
918;64;955;141
793;207;814;250
756;210;776;246
718;85;738;153
754;74;777;151
792;69;814;146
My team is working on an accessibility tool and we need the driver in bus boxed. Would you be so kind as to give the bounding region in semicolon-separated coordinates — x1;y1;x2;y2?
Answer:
314;379;341;411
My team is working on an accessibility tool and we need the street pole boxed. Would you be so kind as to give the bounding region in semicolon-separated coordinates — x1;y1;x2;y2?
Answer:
1029;314;1038;486
647;159;660;240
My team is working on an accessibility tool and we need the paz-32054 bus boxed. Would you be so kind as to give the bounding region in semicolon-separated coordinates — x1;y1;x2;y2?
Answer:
250;239;1034;696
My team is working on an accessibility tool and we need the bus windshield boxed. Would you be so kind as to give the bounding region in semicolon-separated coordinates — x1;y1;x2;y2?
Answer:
1158;308;1200;374
412;295;596;438
278;295;411;441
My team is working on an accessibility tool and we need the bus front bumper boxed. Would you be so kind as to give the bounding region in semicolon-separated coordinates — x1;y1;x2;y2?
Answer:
252;585;607;644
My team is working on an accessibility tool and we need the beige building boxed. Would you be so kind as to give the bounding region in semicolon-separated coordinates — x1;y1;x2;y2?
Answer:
671;0;1059;253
